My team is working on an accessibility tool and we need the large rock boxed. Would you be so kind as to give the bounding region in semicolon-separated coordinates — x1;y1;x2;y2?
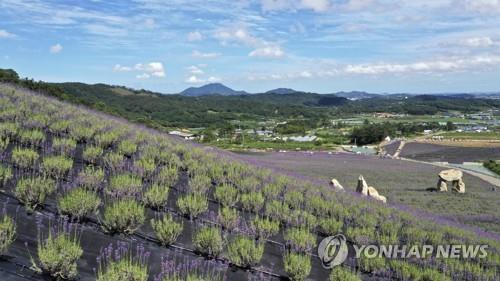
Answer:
438;169;463;182
437;179;448;192
356;175;368;196
356;175;386;203
367;186;387;204
453;179;466;193
330;178;344;191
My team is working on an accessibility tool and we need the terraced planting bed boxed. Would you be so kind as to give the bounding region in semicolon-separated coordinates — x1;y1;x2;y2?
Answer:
0;84;499;281
398;142;500;163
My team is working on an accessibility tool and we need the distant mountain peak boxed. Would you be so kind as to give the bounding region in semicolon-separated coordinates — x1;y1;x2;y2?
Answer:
265;88;299;95
180;83;248;96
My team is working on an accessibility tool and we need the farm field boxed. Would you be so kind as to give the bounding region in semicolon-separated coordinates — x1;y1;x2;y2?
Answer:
235;151;500;235
399;142;500;163
0;84;499;281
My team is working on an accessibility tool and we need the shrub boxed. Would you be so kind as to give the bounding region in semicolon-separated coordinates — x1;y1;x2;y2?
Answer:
358;256;387;274
52;137;77;155
83;145;103;164
283;252;311;281
142;184;169;209
103;152;124;171
265;200;290;221
102;200;145;234
288;210;317;229
94;131;120;148
12;147;38;169
188;175;212;194
151;214;183;246
214;184;239;207
58;188;101;220
117;140;137;156
19;129;45;146
193;226;223;258
217;207;239;231
319;218;343;235
250;217;280;240
77;166;105;191
156;166;178;187
0;164;13;186
135;157;156;178
37;232;83;280
0;215;16;255
329;267;361;281
42;155;73;179
262;183;282;199
15;177;56;212
284;228;316;253
97;255;148;281
227;236;264;267
240;192;265;213
176;194;208;219
284;190;304;209
108;173;143;197
0;137;9;151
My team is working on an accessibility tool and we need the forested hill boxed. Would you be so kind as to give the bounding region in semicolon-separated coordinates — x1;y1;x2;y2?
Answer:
1;68;500;129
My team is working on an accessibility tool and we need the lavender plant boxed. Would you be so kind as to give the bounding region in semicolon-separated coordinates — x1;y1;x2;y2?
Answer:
214;183;239;207
12;147;39;169
102;199;146;234
193;226;224;258
227;235;264;268
329;267;361;281
151;214;183;246
82;145;103;164
0;215;16;255
36;232;83;280
51;137;77;155
240;191;265;213
108;173;143;198
176;194;208;220
250;216;280;240
0;164;13;186
42;155;73;179
283;252;311;281
217;207;239;231
58;188;101;220
284;228;316;253
77;166;105;191
142;183;169;209
15;177;56;212
96;243;149;281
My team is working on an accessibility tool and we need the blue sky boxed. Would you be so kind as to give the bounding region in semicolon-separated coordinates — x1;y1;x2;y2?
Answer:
1;0;500;94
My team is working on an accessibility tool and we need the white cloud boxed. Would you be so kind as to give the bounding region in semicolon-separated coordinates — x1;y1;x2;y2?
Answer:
187;65;204;74
247;54;500;81
143;18;156;29
136;73;150;79
0;29;15;38
249;46;285;58
185;75;221;84
301;0;330;12
458;0;500;13
187;31;203;42
344;55;500;74
50;43;63;54
186;75;204;84
113;64;132;72
192;50;220;58
461;37;494;47
260;0;330;12
214;26;286;59
113;62;166;78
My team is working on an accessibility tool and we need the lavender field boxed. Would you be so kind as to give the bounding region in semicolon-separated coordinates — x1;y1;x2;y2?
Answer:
236;151;500;235
0;84;499;281
385;141;500;163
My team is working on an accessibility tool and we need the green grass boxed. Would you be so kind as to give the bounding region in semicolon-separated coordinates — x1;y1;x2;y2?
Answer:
441;131;500;140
